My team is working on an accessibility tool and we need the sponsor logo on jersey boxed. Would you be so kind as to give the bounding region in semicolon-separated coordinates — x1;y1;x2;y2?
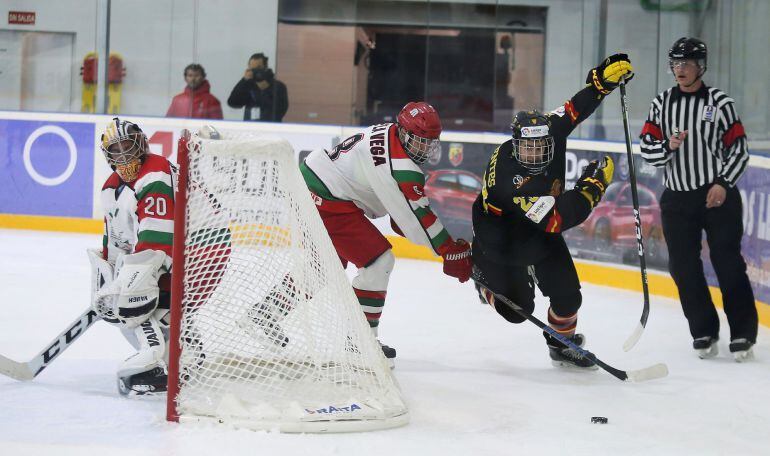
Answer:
550;106;566;117
304;403;362;415
449;143;464;166
702;105;716;122
524;196;555;223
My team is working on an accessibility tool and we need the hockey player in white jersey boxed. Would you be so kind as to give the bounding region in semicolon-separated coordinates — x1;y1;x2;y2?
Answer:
88;118;176;395
297;101;473;361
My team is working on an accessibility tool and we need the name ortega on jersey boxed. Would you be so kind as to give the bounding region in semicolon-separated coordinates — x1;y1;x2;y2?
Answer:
369;123;389;166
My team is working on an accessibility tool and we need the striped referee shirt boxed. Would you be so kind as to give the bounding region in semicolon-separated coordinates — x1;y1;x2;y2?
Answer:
639;84;749;191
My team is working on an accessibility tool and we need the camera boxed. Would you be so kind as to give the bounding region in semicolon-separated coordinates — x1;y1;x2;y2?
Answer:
251;68;274;82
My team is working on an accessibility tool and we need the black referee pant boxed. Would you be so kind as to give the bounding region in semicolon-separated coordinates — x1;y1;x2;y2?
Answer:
660;185;757;343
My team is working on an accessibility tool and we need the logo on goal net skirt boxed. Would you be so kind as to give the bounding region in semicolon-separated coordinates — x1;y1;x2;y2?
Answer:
304;403;362;415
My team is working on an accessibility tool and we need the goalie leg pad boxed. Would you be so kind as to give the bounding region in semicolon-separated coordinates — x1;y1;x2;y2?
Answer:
117;316;168;396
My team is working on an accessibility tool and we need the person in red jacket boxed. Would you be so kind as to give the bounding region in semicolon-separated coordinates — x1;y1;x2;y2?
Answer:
166;64;223;119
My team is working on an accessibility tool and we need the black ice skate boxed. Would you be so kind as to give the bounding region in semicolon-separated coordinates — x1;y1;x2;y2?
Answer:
693;336;718;359
118;366;168;396
238;297;290;348
545;333;598;370
729;338;754;362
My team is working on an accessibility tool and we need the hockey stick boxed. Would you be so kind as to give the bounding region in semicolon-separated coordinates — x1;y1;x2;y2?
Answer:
0;308;99;381
619;76;651;352
473;275;668;382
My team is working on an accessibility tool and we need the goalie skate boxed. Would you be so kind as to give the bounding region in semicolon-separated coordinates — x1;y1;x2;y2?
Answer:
118;366;168;396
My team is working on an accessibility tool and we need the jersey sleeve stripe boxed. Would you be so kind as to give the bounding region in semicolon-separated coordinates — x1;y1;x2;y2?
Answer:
136;181;174;201
300;160;345;201
722;121;745;148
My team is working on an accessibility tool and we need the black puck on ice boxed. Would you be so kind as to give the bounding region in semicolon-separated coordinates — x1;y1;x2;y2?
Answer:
591;416;608;424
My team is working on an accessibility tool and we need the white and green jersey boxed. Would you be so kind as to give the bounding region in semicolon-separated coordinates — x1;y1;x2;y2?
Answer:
301;123;452;256
100;153;175;271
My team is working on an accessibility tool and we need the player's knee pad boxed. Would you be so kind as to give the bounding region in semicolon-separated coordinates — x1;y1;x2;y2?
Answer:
352;250;395;291
549;290;582;317
495;299;533;324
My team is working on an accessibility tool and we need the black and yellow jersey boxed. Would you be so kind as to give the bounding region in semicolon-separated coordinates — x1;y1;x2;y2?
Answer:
472;84;607;265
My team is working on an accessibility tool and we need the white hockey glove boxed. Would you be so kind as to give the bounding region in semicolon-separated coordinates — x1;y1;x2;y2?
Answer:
93;250;167;328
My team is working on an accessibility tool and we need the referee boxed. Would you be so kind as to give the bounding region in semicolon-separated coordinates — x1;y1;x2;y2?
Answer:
640;37;756;362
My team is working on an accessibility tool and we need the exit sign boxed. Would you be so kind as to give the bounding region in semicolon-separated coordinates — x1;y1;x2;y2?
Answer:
8;11;36;25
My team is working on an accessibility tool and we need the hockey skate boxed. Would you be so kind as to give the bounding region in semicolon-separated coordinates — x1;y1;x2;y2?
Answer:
118;366;168;396
545;333;598;370
693;336;719;359
238;298;290;348
344;336;396;368
729;338;755;362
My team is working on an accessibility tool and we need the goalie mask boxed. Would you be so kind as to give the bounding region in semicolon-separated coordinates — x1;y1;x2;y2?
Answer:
511;110;554;174
396;101;442;164
101;118;148;182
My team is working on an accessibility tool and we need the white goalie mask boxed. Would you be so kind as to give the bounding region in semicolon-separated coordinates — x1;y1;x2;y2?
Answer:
100;118;148;182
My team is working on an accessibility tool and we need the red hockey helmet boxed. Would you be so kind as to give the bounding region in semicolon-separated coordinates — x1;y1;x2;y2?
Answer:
396;101;442;164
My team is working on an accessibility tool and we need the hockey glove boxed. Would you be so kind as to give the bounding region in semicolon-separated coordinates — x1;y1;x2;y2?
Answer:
441;239;472;283
94;249;167;328
574;156;615;208
586;53;634;95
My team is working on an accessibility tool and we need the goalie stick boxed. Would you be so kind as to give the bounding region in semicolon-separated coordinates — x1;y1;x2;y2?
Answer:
473;274;668;382
619;77;651;352
0;308;99;381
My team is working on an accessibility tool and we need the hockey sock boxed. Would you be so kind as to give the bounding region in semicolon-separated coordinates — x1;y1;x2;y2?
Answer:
547;308;577;337
355;288;386;328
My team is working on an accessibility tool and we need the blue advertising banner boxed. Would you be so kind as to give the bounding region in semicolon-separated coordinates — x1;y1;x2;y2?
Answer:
0;120;94;217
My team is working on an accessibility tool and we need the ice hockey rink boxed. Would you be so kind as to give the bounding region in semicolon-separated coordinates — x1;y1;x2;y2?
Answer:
1;228;768;455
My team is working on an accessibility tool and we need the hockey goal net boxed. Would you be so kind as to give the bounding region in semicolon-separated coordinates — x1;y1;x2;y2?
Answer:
166;130;408;432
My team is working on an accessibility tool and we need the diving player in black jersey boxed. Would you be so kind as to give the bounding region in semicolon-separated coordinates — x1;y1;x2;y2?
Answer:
472;54;633;370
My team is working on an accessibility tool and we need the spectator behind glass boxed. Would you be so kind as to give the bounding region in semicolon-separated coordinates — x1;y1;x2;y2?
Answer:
166;64;223;119
227;53;288;122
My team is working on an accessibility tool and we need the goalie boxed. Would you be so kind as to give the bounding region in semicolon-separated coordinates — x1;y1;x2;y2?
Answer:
298;101;472;362
88;118;176;396
472;54;633;370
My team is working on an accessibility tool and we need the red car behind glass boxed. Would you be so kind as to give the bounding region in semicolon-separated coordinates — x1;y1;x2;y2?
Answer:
577;181;667;265
424;169;482;239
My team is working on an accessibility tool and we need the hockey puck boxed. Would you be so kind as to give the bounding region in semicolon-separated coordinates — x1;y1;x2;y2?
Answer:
591;416;608;424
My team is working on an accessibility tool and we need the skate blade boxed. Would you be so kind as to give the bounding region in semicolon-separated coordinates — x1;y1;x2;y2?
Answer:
550;360;599;371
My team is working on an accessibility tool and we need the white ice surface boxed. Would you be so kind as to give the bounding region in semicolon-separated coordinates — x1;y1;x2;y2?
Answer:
1;229;768;455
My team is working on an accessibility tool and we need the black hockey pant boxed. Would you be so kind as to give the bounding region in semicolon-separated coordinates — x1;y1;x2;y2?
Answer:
660;186;757;343
472;236;582;324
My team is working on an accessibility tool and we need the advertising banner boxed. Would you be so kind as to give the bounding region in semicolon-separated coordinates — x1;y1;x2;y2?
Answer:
0;119;94;217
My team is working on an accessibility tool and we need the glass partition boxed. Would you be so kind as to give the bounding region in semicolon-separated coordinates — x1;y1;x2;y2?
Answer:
1;0;767;144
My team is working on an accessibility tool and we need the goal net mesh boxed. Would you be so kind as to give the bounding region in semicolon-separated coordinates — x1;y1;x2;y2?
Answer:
170;132;408;432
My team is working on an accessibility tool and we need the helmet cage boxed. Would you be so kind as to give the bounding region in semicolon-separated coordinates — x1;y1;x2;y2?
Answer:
398;126;440;165
512;136;554;174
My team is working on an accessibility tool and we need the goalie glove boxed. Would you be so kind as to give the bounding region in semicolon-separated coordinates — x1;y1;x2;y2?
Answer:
93;250;167;328
574;156;615;209
441;239;472;283
87;248;120;324
586;53;634;95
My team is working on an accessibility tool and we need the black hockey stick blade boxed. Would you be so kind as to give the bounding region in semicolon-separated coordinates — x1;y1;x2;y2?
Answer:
0;308;99;381
619;76;651;352
473;274;667;382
